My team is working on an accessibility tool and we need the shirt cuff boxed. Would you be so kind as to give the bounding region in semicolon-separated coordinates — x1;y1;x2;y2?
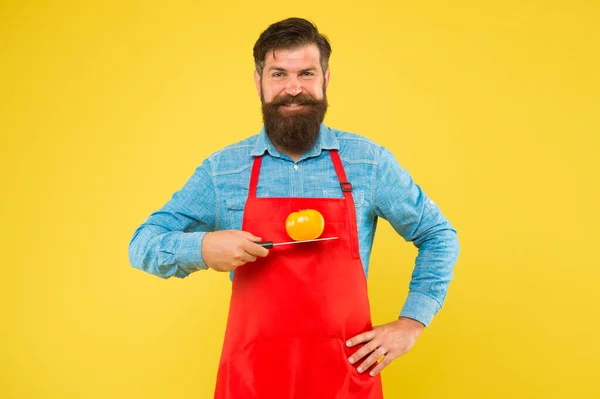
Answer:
399;291;442;328
174;231;208;271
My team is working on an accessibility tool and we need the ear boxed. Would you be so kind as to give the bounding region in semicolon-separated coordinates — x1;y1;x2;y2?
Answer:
324;68;331;89
254;70;262;98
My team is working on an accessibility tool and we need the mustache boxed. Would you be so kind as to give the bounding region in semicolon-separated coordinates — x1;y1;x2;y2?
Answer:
268;93;322;107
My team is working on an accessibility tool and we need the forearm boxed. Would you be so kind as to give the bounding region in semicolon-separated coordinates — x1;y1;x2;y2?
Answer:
128;224;208;279
400;227;459;327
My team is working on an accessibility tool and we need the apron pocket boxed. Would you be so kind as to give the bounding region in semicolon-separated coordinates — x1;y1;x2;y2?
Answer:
216;336;359;399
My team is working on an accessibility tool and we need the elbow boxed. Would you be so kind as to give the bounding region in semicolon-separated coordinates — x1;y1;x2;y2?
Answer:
415;225;460;265
128;227;146;271
128;228;176;279
442;227;460;263
447;225;460;261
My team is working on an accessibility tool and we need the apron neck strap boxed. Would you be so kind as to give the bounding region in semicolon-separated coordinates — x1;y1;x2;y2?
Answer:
249;156;262;198
330;150;360;258
329;150;350;191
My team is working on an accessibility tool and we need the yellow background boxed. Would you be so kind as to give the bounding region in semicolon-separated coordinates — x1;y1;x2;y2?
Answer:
2;1;599;398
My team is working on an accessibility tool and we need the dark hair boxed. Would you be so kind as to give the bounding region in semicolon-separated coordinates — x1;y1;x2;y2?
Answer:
253;18;332;77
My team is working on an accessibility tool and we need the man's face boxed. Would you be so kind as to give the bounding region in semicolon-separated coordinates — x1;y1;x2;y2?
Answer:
254;44;330;155
255;44;329;105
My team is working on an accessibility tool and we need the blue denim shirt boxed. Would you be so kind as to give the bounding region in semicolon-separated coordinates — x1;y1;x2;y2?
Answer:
129;123;459;326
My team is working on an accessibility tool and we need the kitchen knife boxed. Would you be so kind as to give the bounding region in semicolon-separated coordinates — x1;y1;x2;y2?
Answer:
257;237;338;249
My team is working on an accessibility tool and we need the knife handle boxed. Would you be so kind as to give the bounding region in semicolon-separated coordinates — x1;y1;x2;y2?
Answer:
257;241;274;249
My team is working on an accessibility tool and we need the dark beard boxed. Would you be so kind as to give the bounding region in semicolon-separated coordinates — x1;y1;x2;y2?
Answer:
261;91;328;155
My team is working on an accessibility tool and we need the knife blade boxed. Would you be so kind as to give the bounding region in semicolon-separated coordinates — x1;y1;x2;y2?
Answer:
257;236;338;249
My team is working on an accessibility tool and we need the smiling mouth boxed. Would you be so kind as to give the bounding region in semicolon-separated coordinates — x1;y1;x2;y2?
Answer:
280;103;305;110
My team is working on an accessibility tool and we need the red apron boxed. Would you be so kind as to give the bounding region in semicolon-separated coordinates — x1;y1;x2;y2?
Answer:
214;150;384;399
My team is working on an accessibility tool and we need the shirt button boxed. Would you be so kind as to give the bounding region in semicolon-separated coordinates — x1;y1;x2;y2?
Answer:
293;165;299;170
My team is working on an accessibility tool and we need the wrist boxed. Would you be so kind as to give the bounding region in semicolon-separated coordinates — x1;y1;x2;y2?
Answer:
397;316;425;336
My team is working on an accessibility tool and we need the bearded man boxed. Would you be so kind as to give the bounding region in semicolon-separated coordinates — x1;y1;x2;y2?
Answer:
129;17;459;399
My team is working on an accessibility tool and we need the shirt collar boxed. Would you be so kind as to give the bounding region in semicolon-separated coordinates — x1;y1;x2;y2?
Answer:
250;122;340;160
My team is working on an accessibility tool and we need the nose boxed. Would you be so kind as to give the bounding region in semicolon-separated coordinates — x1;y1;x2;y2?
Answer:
284;76;303;96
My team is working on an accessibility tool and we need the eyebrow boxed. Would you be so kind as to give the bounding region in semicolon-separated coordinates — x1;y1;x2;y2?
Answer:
267;66;318;73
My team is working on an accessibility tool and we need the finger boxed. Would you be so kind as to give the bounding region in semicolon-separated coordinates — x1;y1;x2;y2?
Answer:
244;241;270;258
229;249;253;268
346;330;376;347
229;259;246;270
357;346;387;374
368;353;395;377
348;340;380;365
240;251;258;263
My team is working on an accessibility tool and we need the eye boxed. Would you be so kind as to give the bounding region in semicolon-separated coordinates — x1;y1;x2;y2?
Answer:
301;71;315;76
272;72;285;78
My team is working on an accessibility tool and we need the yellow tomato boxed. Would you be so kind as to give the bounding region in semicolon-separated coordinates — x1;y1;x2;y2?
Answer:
285;209;325;241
